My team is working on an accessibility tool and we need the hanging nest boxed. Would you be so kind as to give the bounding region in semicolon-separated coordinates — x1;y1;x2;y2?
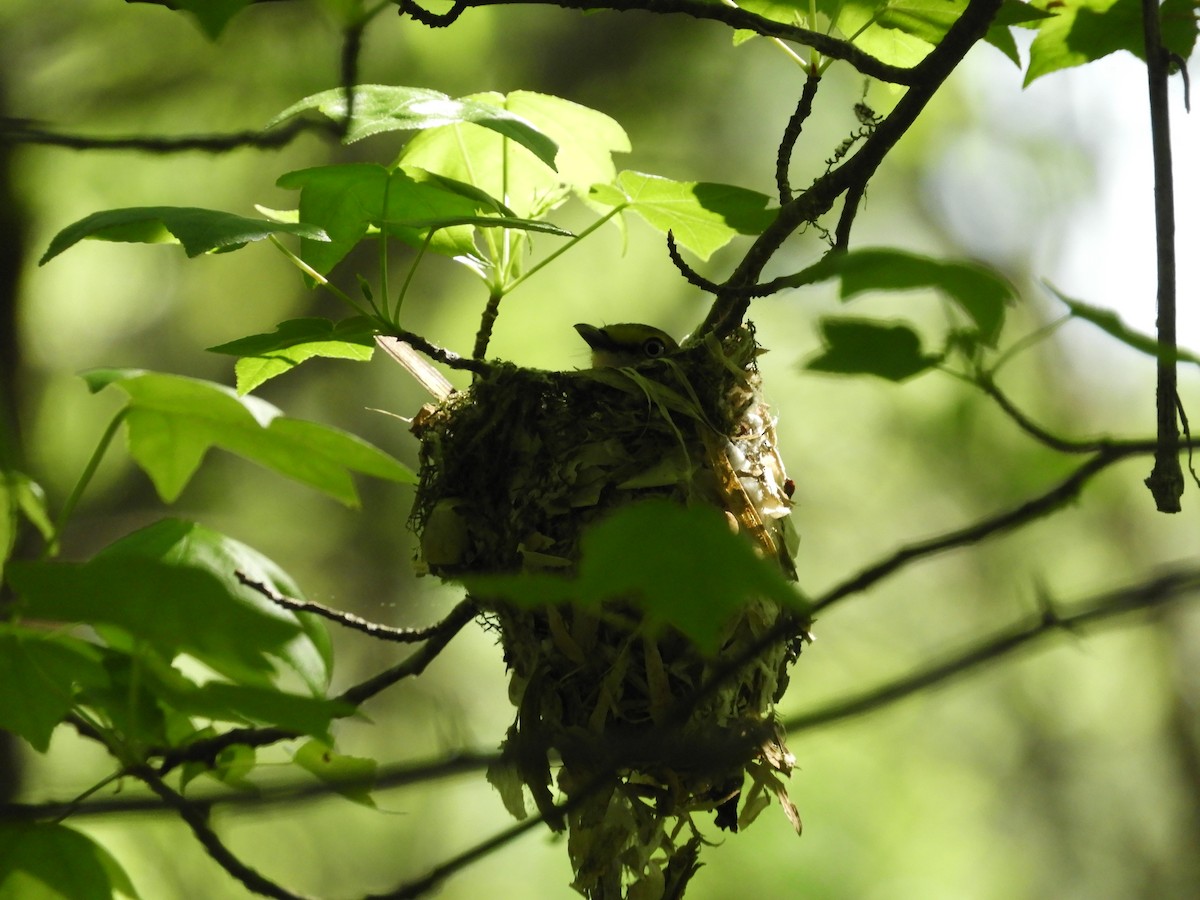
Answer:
409;324;808;899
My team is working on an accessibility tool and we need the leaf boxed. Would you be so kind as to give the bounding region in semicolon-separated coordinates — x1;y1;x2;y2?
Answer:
1047;284;1200;366
781;248;1016;345
171;0;253;39
82;369;415;505
0;822;139;900
1;470;52;580
293;740;379;806
0;628;108;752
824;0;936;67
398;90;630;219
1026;0;1198;84
208;317;378;394
161;679;351;736
39;208;328;265
806;318;941;380
268;85;559;168
276;164;486;274
589;172;776;261
466;502;805;655
7;519;332;692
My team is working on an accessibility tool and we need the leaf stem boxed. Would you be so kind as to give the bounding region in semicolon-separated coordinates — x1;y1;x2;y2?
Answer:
47;408;128;557
267;235;374;319
392;230;434;323
505;205;624;293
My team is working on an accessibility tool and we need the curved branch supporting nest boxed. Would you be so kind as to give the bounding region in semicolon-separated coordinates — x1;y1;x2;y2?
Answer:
408;327;805;897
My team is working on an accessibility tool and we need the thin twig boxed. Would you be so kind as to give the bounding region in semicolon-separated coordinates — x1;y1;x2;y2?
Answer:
236;572;449;643
666;231;721;294
776;73;822;204
1140;0;1183;511
412;0;918;84
4;751;498;821
337;599;478;706
384;326;495;377
0;117;326;153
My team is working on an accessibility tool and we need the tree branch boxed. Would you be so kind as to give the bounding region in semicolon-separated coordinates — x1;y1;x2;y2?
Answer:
236;572;449;643
132;764;312;900
1140;0;1183;511
700;0;1003;336
403;0;918;84
785;567;1200;733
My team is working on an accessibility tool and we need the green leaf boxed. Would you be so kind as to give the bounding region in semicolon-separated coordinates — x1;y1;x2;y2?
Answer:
293;740;378;806
1026;0;1198;84
208;317;378;394
398;91;630;219
82;369;414;505
806;318;941;380
171;0;253;39
0;628;108;752
589;171;776;261
268;85;560;168
7;519;332;692
39;208;329;265
782;248;1016;345
0;822;139;900
276;164;487;274
466;502;805;655
158;677;350;736
1048;284;1200;366
1;470;52;580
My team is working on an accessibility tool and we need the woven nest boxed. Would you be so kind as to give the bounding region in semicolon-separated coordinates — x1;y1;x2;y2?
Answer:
409;325;806;899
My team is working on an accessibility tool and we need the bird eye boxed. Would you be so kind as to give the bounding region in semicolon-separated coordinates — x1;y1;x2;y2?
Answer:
642;337;667;358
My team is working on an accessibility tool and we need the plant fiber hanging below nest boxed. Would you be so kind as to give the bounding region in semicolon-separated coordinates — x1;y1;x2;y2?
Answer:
408;324;807;899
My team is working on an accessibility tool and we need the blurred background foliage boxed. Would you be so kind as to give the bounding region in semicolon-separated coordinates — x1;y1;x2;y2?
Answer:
2;0;1198;897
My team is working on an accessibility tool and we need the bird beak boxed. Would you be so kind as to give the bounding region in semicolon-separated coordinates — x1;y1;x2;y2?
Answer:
573;323;608;351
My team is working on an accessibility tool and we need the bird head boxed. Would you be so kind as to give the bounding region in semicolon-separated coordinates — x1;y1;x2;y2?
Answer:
574;323;680;368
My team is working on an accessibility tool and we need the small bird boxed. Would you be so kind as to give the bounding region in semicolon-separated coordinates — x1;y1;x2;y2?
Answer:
574;323;679;368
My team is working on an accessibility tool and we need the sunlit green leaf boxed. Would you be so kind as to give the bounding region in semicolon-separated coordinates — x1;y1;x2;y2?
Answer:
0;822;139;900
294;740;379;806
589;171;775;261
208;317;378;394
806;317;941;380
7;518;332;692
268;85;559;168
0;628;107;752
276;164;493;273
1048;284;1200;366
38;208;328;265
466;502;805;654
398;90;630;219
81;369;415;505
1026;0;1198;84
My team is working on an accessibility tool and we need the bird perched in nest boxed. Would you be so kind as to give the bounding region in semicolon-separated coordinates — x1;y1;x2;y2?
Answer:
574;322;679;368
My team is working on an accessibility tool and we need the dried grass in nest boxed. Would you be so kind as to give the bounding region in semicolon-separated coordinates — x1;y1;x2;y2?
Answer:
409;325;806;898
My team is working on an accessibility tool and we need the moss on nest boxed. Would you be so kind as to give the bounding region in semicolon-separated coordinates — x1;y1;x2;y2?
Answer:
409;325;804;898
